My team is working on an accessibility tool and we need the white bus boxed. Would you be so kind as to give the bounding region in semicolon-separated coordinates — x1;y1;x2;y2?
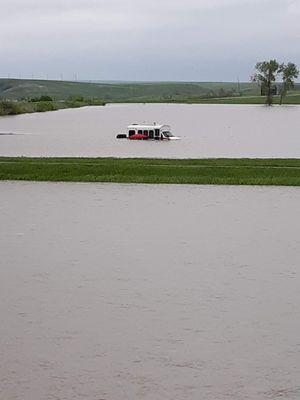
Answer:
116;123;180;140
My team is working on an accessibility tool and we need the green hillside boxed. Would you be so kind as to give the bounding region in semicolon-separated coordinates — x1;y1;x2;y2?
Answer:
0;78;259;102
1;78;300;104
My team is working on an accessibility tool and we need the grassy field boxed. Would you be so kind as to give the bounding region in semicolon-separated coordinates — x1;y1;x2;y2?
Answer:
1;157;300;186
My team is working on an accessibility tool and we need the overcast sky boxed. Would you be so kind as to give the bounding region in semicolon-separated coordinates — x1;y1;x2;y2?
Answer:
0;0;299;81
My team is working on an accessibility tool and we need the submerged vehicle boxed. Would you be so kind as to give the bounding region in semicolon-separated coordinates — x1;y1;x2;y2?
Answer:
116;124;180;140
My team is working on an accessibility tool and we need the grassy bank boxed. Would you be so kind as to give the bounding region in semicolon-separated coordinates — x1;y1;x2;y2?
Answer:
0;157;300;186
0;98;105;116
187;93;300;105
1;95;299;115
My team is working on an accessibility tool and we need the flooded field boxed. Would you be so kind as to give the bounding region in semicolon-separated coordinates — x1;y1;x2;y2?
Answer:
1;181;300;400
0;103;300;158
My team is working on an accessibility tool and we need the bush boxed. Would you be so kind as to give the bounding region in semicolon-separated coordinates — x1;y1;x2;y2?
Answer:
67;95;85;102
0;100;27;115
29;95;53;102
34;101;58;112
66;95;105;105
88;98;105;105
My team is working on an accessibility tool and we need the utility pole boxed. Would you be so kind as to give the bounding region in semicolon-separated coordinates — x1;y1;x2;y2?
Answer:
237;77;241;95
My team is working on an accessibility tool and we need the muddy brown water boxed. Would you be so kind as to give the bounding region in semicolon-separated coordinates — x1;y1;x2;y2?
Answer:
0;103;300;158
1;181;300;400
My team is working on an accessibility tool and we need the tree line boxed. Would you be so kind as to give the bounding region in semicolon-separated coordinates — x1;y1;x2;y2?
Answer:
252;60;299;106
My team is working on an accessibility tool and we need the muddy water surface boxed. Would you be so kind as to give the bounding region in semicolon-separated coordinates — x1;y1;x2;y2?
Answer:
1;182;300;400
0;103;300;158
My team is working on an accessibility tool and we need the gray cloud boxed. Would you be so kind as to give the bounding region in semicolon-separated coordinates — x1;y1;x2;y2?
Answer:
0;0;299;81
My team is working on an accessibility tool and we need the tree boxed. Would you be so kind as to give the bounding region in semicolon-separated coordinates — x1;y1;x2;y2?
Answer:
252;59;280;105
279;62;299;105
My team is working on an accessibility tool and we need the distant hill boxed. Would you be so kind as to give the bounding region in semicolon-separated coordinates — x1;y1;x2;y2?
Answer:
0;78;261;102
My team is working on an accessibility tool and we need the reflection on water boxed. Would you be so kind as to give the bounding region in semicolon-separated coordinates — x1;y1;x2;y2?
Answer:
1;182;300;400
0;103;300;158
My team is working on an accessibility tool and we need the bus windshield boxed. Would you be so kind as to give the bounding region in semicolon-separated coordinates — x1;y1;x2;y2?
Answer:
162;131;173;137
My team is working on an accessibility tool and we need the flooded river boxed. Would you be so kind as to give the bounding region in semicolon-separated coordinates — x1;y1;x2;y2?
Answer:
0;103;300;158
1;182;300;400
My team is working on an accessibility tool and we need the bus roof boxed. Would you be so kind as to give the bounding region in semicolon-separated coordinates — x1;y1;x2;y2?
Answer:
128;124;170;130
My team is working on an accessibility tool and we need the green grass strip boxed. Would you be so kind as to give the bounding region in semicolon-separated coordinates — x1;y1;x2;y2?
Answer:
0;157;300;186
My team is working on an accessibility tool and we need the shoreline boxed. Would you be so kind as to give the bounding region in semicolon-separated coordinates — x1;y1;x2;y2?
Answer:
1;97;300;118
0;99;105;116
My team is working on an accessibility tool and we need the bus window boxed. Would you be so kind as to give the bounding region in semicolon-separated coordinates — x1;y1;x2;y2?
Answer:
128;130;136;137
149;130;154;139
143;130;149;136
138;130;143;134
